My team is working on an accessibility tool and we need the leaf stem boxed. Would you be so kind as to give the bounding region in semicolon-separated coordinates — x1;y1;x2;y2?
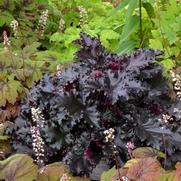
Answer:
162;133;167;168
112;143;122;181
139;0;143;47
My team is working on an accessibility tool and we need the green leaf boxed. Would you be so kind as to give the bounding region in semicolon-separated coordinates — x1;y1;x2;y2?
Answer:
36;0;48;3
0;154;38;181
132;147;165;159
0;12;13;26
123;159;140;168
22;42;41;59
142;2;155;18
100;29;119;48
156;172;175;181
37;162;90;181
50;32;63;42
149;39;163;50
114;0;138;47
170;47;180;57
35;50;60;62
125;0;138;20
0;135;10;141
119;15;139;44
101;166;116;181
126;158;163;181
15;68;33;81
100;30;119;40
63;27;80;47
162;25;178;44
5;80;22;104
0;91;6;107
108;0;130;16
159;59;176;76
168;0;180;15
116;40;136;55
37;162;69;181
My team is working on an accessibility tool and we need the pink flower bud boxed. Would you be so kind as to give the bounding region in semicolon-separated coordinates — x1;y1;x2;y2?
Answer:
126;142;135;150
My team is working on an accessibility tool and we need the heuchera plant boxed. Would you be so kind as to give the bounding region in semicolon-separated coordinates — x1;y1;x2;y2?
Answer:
6;33;181;179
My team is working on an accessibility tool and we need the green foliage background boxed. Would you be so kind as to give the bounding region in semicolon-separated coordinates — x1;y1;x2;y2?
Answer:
0;0;180;122
0;0;179;128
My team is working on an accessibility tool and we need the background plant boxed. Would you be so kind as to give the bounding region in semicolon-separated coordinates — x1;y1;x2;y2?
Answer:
48;0;123;60
149;0;181;76
108;0;181;75
0;0;67;122
48;0;181;75
0;37;60;122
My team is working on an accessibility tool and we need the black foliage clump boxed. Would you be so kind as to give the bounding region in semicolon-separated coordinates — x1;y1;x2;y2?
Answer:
6;33;181;179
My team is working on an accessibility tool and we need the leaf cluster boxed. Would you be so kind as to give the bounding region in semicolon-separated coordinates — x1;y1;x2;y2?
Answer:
0;0;62;122
0;40;59;122
0;154;90;181
108;0;180;75
6;34;181;179
101;147;181;181
49;0;122;60
149;0;181;76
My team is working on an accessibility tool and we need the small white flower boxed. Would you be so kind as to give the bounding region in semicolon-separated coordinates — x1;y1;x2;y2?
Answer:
10;19;18;36
104;128;115;142
170;70;181;100
37;9;49;36
78;6;88;27
122;176;129;181
160;113;173;124
173;108;179;112
30;126;45;165
160;126;165;130
40;166;47;174
59;18;65;32
31;107;45;128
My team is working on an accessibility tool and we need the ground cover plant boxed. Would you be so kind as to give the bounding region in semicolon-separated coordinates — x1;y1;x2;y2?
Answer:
0;0;60;122
108;0;181;76
0;0;181;180
6;33;181;180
